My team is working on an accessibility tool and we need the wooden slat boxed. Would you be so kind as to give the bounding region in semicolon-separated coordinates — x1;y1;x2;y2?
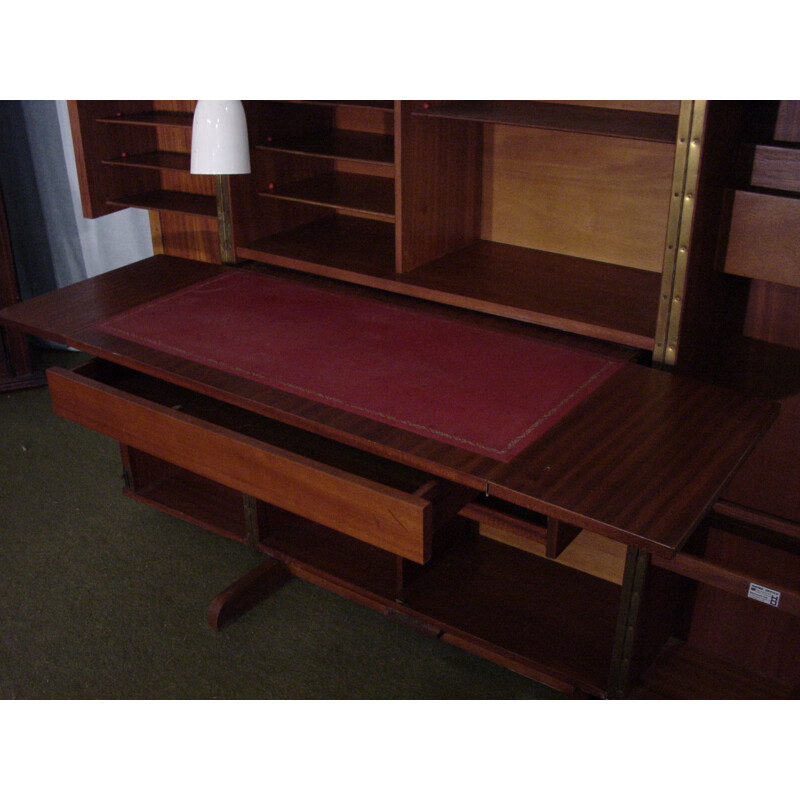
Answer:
652;551;800;617
724;190;800;288
98;110;194;128
744;143;800;193
102;151;192;172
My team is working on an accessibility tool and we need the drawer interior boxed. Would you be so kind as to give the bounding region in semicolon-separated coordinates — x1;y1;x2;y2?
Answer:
73;358;437;497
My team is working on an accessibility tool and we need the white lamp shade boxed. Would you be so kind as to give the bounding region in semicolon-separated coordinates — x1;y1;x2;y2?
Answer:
190;100;251;175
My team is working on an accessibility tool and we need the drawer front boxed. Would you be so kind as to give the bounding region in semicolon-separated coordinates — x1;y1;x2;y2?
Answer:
47;365;438;563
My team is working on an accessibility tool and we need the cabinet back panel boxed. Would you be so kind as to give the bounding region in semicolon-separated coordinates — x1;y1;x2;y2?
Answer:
157;211;221;264
481;126;674;272
335;105;394;136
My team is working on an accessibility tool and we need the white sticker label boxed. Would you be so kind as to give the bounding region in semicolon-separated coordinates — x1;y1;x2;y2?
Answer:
747;582;781;607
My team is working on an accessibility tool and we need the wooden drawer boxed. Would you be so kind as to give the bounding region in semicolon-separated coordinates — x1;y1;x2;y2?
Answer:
47;360;473;563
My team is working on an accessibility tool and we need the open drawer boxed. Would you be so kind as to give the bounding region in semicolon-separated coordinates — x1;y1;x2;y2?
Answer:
47;359;475;563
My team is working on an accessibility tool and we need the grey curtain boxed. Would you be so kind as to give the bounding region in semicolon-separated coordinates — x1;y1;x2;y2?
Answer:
0;100;153;300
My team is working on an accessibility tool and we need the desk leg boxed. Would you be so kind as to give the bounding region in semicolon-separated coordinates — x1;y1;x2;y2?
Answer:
608;545;690;698
207;557;291;630
207;494;291;629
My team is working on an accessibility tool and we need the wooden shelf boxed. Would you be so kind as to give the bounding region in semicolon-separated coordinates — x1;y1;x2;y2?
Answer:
102;151;191;173
237;216;396;279
260;173;395;221
108;190;217;218
290;101;394;111
257;129;394;165
631;640;799;699
98;110;194;128
241;228;659;349
413;101;679;143
397;242;660;349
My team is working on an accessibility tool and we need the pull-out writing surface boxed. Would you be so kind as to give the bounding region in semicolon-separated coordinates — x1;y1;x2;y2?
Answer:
90;268;625;462
0;255;778;560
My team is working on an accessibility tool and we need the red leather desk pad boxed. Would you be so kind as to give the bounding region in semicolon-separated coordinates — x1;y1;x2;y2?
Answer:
93;270;623;461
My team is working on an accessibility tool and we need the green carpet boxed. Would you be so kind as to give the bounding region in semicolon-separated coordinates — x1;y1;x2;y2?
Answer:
0;346;562;699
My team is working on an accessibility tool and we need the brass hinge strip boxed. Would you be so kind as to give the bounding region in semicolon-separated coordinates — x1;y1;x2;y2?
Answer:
653;100;707;367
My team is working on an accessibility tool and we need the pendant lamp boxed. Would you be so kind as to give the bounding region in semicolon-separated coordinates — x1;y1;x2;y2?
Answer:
190;100;250;175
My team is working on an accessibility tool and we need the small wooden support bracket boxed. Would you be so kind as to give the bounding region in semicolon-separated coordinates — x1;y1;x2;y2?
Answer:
546;517;582;560
207;556;291;631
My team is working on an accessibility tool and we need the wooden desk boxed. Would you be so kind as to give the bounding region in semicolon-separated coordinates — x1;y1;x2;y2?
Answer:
0;255;780;697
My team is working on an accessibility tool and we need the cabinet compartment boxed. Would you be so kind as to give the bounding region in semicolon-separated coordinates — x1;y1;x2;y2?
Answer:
635;513;800;697
68;100;222;264
70;101;216;219
46;359;471;563
231;101;676;350
232;101;396;275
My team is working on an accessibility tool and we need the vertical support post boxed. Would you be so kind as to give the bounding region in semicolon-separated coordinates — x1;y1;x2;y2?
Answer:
215;174;236;265
607;546;651;699
242;494;263;550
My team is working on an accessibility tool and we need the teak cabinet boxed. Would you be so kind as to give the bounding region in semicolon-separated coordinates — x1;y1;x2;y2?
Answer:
4;99;798;699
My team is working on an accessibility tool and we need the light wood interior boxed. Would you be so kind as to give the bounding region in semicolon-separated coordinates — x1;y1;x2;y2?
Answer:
481;126;674;270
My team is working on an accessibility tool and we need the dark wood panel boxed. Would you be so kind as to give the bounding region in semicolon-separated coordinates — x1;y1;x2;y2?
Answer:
484;365;778;559
238;215;396;277
0;255;224;343
260;172;395;219
402;533;622;697
724;190;800;288
687;527;800;684
743;143;800;193
631;640;799;699
257;129;394;165
775;101;800;143
396;106;482;272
